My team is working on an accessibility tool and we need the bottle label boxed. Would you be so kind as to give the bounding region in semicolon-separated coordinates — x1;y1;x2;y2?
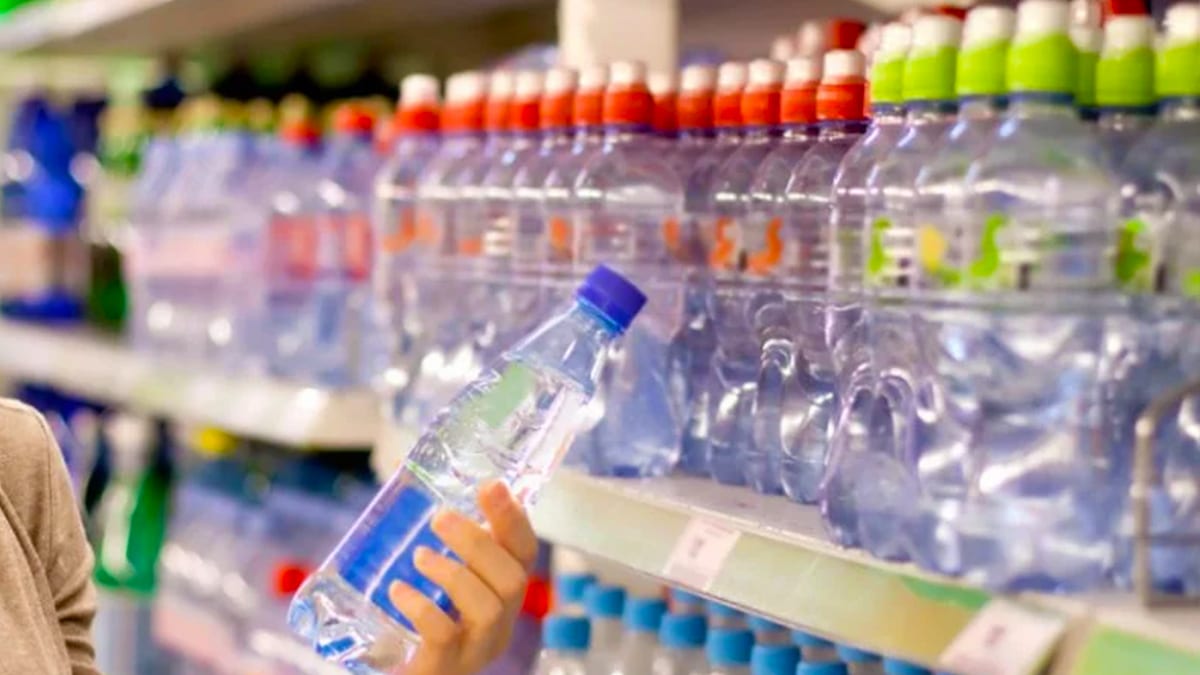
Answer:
381;206;418;255
710;217;738;270
547;215;573;262
742;215;784;275
344;213;373;280
865;216;892;286
267;215;317;281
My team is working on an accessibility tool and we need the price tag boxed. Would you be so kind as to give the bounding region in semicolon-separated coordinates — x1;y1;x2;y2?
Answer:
662;517;741;590
939;600;1067;675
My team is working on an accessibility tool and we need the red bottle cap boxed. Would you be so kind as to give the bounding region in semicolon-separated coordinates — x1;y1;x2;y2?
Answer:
931;4;968;20
541;67;578;130
714;61;747;128
828;18;868;50
741;59;784;126
510;70;544;132
816;50;867;121
678;65;716;130
442;71;487;133
280;120;320;146
573;65;608;127
485;70;516;132
603;61;653;126
782;56;821;125
333;103;376;135
272;561;313;598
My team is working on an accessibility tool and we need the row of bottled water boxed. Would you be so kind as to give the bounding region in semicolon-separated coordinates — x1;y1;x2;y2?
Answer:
534;579;936;675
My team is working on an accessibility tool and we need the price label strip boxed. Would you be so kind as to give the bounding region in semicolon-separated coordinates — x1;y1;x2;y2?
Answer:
939;599;1068;675
662;517;742;591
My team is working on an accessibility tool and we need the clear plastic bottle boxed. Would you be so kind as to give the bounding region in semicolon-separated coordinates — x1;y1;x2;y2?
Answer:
369;74;442;408
611;598;668;675
705;628;753;675
768;51;869;504
859;13;963;563
305;103;382;387
533;616;592;675
836;645;883;675
952;0;1118;591
652;613;708;675
790;630;838;663
554;572;596;616
1094;15;1156;164
585;585;628;674
820;22;911;547
749;644;799;675
287;266;647;673
571;61;687;478
906;4;1016;577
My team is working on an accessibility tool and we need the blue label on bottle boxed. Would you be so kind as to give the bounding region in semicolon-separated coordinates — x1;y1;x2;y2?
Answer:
334;480;459;630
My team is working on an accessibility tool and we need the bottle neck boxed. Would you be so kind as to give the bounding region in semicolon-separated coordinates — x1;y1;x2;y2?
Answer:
742;125;777;142
540;127;575;148
714;127;743;143
1007;92;1078;118
1160;97;1200;122
781;123;816;141
869;103;905;123
902;100;958;124
818;118;869;140
678;127;715;143
603;124;654;144
957;95;1005;120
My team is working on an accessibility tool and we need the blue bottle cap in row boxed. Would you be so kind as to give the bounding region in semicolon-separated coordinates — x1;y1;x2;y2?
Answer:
751;644;800;675
671;588;704;606
576;264;647;333
798;663;848;675
791;630;833;648
554;573;596;606
585;585;626;619
708;601;746;619
883;658;933;675
660;613;707;648
836;645;881;663
543;615;590;651
707;628;754;666
624;597;668;632
749;615;788;633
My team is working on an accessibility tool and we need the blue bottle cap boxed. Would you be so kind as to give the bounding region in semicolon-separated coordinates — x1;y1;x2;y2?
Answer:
797;663;848;675
708;601;745;619
707;628;754;666
671;588;704;606
749;615;788;633
543;615;590;651
660;613;708;648
555;573;596;606
624;597;668;632
883;658;932;675
836;645;881;663
751;644;801;675
576;264;647;333
791;630;833;648
585;585;626;619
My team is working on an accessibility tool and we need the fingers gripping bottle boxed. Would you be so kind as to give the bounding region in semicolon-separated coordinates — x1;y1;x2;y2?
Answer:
770;51;869;504
288;265;647;673
572;61;688;478
820;22;911;547
858;13;963;562
707;58;787;491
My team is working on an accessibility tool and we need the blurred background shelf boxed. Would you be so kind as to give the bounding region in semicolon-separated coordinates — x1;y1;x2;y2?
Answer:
531;470;1200;675
0;319;379;447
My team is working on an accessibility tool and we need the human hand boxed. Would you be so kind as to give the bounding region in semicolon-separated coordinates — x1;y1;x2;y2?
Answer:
387;480;538;675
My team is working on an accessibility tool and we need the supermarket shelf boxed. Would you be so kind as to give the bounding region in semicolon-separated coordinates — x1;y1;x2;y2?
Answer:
531;470;1200;675
0;319;378;448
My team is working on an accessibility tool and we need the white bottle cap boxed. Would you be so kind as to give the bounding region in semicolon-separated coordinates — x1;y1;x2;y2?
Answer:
747;58;785;87
489;70;516;99
681;64;717;93
544;66;579;96
877;22;912;61
649;71;678;96
1103;15;1154;53
1016;0;1071;40
797;19;828;55
771;35;798;61
911;14;963;50
1071;24;1103;52
857;22;883;56
400;74;440;106
963;6;1016;47
823;49;866;81
579;64;609;92
717;61;749;92
1165;3;1200;42
785;56;822;86
515;69;544;99
447;71;488;104
609;60;647;86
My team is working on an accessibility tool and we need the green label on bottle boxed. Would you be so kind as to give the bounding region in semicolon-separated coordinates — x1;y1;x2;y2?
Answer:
866;217;891;283
1115;218;1152;291
966;213;1009;288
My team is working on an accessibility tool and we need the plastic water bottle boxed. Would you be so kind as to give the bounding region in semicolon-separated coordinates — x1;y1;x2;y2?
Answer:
532;616;591;675
572;61;686;478
287;266;647;673
882;659;931;675
1094;15;1156;164
554;572;596;615
611;598;668;674
769;50;869;504
905;4;1015;576
791;631;837;663
747;616;789;646
306;103;382;387
837;645;883;675
369;74;442;404
705;628;754;675
820;22;910;547
860;13;963;563
707;602;746;630
585;585;628;674
708;58;787;491
750;644;799;675
652;613;708;675
939;0;1117;591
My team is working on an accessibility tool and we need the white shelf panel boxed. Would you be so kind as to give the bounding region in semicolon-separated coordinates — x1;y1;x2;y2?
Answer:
531;470;1200;675
0;319;378;448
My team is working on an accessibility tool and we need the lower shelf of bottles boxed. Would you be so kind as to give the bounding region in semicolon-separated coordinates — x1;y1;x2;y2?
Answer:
531;470;1200;675
0;319;379;448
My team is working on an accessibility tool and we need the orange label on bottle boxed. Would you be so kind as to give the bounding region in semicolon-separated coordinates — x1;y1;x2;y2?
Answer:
345;213;373;280
457;236;483;257
382;209;417;254
745;217;784;274
710;217;738;269
662;217;683;259
548;216;573;261
415;212;439;247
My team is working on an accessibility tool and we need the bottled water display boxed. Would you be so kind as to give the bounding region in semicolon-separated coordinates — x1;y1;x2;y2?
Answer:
586;584;628;673
610;597;668;675
749;644;799;675
652;613;708;675
705;628;754;675
531;616;591;675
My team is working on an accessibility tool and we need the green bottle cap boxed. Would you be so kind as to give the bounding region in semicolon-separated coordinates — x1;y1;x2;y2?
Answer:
902;16;961;102
957;6;1015;97
1157;5;1200;98
1096;17;1155;108
1006;1;1078;96
870;23;911;105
